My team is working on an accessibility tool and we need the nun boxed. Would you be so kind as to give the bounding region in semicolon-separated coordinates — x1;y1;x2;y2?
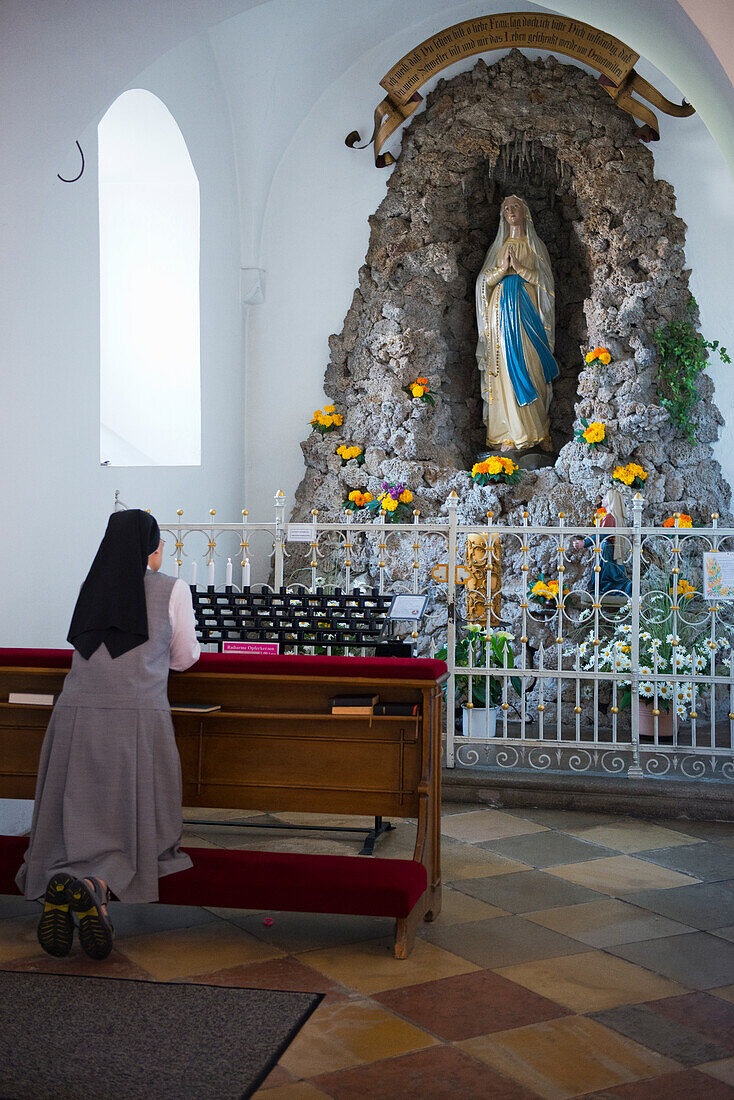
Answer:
16;509;200;959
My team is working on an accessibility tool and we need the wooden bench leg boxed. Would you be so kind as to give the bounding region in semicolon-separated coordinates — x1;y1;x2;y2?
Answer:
424;884;442;923
394;902;422;959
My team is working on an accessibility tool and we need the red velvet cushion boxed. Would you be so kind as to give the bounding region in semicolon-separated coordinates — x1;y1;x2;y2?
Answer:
0;649;73;669
0;648;447;682
193;652;447;681
0;837;427;918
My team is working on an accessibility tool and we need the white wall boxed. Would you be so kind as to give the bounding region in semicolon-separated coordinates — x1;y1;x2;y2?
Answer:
0;31;243;649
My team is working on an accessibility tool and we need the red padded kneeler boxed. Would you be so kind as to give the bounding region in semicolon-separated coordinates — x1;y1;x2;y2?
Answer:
0;837;427;919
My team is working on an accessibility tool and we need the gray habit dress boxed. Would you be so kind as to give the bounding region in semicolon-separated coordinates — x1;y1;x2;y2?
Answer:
16;570;193;902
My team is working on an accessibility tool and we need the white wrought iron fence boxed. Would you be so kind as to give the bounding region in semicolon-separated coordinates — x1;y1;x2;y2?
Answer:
123;490;734;781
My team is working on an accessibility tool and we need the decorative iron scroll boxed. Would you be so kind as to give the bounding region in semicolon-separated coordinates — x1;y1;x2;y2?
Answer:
346;12;695;165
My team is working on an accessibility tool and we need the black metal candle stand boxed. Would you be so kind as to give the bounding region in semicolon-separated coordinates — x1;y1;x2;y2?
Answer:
190;585;393;650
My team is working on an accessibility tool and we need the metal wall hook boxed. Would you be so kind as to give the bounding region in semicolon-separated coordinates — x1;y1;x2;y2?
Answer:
57;141;85;183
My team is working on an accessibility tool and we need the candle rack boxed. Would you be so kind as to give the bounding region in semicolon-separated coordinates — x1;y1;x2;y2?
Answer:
191;585;394;650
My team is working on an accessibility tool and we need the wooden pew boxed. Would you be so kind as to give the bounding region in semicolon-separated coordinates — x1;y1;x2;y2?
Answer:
0;650;446;957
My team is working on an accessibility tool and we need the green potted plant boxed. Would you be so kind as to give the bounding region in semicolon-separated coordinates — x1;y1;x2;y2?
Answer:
438;626;521;737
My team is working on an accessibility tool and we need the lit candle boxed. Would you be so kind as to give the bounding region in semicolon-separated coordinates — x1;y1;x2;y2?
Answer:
242;557;251;587
208;560;215;588
225;558;233;587
190;561;197;587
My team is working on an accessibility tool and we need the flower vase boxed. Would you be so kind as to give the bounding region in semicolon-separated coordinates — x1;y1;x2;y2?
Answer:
462;705;499;738
638;701;675;741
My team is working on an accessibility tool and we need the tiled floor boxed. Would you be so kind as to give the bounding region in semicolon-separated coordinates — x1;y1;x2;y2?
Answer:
2;803;734;1098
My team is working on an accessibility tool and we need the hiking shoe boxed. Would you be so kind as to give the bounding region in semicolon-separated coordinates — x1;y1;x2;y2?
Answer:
37;873;75;957
67;876;114;960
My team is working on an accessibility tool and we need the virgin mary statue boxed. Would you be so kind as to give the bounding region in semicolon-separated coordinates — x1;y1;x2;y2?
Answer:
475;195;559;452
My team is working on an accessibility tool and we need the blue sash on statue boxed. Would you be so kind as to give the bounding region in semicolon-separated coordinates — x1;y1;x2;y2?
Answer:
499;274;559;407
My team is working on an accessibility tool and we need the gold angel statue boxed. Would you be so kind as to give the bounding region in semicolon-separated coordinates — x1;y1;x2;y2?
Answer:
475;195;559;452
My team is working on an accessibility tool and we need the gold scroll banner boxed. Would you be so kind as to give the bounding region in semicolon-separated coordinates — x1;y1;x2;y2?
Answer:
346;13;695;166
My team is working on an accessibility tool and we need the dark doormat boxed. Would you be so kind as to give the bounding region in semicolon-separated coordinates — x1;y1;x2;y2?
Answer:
0;971;321;1099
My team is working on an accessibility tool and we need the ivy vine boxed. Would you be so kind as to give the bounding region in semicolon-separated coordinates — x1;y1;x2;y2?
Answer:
653;298;730;443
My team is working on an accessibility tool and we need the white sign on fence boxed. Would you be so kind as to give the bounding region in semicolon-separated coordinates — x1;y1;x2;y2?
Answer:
703;552;734;600
287;523;317;542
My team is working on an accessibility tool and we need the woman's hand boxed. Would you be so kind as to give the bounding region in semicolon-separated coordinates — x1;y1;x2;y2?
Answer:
509;250;521;273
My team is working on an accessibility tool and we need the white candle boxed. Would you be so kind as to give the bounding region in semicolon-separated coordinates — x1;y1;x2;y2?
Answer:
242;558;251;587
208;560;215;588
225;558;233;587
190;561;197;587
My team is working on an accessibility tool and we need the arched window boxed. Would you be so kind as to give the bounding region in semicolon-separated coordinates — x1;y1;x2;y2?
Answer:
99;89;201;466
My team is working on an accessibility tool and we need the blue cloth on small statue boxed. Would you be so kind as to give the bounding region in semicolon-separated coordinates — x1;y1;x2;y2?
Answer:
584;535;632;596
499;274;559;407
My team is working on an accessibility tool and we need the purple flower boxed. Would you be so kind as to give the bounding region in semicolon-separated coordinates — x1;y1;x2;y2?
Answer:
390;488;399;499
382;480;390;491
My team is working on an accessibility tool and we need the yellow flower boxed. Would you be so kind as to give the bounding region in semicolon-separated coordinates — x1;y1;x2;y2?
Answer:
585;347;611;365
410;384;425;397
362;492;373;504
663;514;692;528
485;457;503;475
613;465;634;485
399;489;413;503
348;490;361;502
583;422;605;444
672;578;696;599
323;404;335;414
382;497;398;512
531;581;555;599
500;457;517;473
332;413;343;426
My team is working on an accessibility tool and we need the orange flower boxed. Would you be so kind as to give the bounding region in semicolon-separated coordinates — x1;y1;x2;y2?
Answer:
663;514;693;528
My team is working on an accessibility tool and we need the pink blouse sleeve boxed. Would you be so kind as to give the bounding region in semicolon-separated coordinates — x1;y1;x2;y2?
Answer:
168;578;201;671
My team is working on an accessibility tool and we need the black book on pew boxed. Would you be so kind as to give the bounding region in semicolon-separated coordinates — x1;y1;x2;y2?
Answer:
374;702;420;717
330;693;378;716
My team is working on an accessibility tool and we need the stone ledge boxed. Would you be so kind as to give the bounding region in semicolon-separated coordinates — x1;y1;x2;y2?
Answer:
442;767;734;821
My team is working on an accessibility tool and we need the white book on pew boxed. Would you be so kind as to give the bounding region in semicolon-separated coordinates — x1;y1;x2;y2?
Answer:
8;692;56;706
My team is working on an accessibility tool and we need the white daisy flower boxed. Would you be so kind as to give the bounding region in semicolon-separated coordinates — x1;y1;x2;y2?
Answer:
676;703;687;719
640;631;652;641
640;681;654;697
658;682;673;699
651;638;663;649
640;665;653;676
619;624;632;633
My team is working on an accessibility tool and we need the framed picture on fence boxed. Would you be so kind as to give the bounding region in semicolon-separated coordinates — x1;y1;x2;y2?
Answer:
703;552;734;600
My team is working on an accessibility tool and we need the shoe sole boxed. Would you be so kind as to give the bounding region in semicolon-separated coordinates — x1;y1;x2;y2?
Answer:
67;878;114;961
37;873;75;957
